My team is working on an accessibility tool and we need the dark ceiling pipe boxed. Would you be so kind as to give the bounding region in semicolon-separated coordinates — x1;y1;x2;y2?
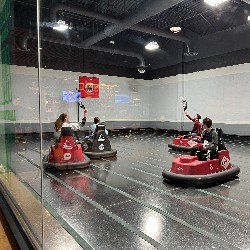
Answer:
91;46;146;67
19;34;146;67
19;33;32;51
50;4;119;24
81;0;186;47
50;4;194;49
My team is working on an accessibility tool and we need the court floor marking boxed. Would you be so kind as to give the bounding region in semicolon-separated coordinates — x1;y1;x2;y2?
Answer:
28;136;249;178
114;144;250;175
16;153;95;250
115;145;248;169
221;183;250;193
234;178;250;184
107;142;250;185
89;162;250;225
74;169;243;249
114;136;250;155
18;141;250;211
17;148;250;212
17;142;250;208
101;161;163;179
114;147;179;165
34;139;250;183
115;153;168;168
100;158;250;199
23;140;168;175
16;147;245;249
47;172;166;250
67;199;134;217
116;155;250;191
115;144;169;159
196;189;250;207
16;143;249;250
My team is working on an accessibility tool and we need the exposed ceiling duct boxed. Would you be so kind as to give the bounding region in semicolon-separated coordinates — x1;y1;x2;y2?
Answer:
91;46;146;68
50;4;118;24
19;0;194;73
13;0;250;74
19;34;146;69
50;3;194;51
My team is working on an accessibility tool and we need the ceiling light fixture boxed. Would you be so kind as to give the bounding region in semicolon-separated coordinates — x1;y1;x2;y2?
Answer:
170;26;182;33
69;23;73;30
137;65;147;74
53;20;69;31
145;41;159;51
184;45;198;56
204;0;229;7
138;67;145;74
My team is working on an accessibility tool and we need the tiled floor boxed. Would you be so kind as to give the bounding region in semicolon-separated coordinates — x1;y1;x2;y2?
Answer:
7;131;250;249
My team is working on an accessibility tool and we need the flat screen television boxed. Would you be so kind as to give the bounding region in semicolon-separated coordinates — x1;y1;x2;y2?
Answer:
63;91;81;102
115;94;132;104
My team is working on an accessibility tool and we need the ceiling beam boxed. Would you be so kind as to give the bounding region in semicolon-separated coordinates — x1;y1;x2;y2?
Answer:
50;1;194;50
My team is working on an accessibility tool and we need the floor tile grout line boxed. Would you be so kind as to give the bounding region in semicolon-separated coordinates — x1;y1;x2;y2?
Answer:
90;163;250;224
19;146;240;249
196;189;250;207
74;169;242;249
101;159;163;178
8;154;95;250
47;172;166;250
17;150;250;206
17;141;250;215
101;157;250;195
17;144;250;202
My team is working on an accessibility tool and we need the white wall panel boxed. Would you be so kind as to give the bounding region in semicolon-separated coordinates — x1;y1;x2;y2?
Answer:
5;63;250;135
8;66;151;123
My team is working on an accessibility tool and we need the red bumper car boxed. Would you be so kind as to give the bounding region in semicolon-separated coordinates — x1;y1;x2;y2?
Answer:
43;127;90;171
162;149;240;186
168;135;202;152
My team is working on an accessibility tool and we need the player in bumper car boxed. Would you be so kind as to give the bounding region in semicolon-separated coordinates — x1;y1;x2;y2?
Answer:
163;117;240;186
168;98;202;151
83;117;117;159
43;109;90;171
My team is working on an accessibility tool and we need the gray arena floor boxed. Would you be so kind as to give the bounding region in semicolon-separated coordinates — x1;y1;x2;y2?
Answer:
9;131;250;249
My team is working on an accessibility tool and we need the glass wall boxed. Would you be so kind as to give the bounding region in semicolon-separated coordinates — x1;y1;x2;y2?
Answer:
0;0;43;249
1;0;250;249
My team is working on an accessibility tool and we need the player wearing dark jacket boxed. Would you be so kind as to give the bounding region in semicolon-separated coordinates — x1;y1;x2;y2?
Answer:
190;117;218;160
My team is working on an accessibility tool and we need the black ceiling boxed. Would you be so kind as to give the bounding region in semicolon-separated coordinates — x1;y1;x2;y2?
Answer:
12;0;250;77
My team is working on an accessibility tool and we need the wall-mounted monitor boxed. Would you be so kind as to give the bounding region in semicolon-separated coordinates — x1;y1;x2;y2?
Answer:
62;91;81;102
115;94;132;104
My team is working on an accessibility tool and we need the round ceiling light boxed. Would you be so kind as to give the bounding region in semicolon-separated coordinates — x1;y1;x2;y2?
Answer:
170;26;182;33
145;41;159;51
53;20;69;32
204;0;229;7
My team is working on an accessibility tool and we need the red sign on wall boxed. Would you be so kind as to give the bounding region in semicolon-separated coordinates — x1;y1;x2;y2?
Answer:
79;76;100;98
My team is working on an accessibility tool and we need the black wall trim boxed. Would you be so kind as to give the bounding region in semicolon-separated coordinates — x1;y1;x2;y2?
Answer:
15;47;250;80
2;121;250;136
148;48;250;79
